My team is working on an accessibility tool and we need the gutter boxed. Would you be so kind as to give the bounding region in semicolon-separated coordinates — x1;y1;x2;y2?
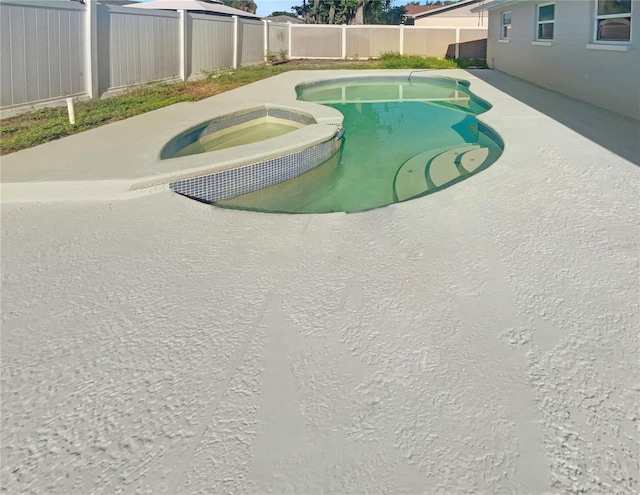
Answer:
470;0;524;13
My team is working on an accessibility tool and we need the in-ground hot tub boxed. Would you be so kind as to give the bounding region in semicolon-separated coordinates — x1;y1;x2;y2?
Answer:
160;105;345;203
161;107;319;159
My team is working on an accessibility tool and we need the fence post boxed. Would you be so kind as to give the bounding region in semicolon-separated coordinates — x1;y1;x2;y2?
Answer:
288;22;292;58
342;25;347;59
399;24;404;56
233;15;239;69
85;0;98;99
179;10;188;81
263;20;269;61
455;26;460;59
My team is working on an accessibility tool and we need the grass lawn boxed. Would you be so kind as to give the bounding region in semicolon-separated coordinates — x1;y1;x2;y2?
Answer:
0;54;486;155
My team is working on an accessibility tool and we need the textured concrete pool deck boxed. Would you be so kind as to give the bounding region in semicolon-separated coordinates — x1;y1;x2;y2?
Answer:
1;70;639;494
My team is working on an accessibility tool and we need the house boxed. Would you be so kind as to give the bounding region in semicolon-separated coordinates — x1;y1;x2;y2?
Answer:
472;0;639;120
405;0;488;26
97;0;137;5
402;4;439;24
402;1;488;58
266;15;303;23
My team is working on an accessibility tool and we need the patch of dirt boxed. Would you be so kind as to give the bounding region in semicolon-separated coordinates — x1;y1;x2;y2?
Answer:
278;58;378;67
178;80;230;99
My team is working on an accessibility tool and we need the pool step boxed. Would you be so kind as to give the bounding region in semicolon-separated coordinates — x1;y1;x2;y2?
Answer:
394;145;463;202
394;145;490;202
428;145;479;187
459;146;489;174
393;151;431;202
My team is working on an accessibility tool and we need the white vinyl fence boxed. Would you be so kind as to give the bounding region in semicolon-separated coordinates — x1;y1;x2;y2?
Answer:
289;24;485;60
190;14;234;76
0;0;487;115
98;6;181;93
0;1;87;108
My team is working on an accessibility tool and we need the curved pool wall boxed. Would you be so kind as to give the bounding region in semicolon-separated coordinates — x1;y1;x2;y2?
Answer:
296;76;493;114
215;150;342;212
168;130;343;203
158;104;344;203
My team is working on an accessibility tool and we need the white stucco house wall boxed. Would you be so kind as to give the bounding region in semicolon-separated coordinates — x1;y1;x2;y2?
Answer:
410;0;488;27
473;0;640;120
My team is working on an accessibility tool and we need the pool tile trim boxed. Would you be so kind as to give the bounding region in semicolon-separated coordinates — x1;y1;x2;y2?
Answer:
169;133;343;203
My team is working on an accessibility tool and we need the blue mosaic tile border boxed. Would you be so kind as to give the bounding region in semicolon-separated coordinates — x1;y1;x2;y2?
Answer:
169;133;342;203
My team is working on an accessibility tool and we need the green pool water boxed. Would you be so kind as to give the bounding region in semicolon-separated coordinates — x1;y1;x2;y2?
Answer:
217;77;503;213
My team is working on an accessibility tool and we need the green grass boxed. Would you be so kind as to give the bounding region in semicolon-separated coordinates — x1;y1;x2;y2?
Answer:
0;56;487;155
1;83;202;155
376;52;459;69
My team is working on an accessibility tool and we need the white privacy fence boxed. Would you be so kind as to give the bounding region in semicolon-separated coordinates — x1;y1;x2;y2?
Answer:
288;25;486;60
0;0;487;114
98;7;181;92
190;14;234;77
0;1;87;108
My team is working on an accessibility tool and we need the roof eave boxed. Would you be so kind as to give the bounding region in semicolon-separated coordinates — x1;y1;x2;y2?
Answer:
412;0;482;19
470;0;524;13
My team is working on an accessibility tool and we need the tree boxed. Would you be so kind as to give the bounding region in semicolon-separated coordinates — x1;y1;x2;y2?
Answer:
292;0;403;24
269;11;299;18
222;0;257;14
380;3;405;24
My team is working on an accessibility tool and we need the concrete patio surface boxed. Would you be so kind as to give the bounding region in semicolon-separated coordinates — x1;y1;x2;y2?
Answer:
1;69;639;494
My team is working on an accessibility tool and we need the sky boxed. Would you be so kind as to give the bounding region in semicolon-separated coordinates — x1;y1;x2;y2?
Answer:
255;0;405;17
255;0;298;17
135;0;402;19
136;0;298;18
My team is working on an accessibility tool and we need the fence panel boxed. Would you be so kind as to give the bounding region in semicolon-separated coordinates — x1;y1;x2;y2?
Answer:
459;28;488;43
442;28;488;59
190;13;234;75
0;1;85;108
345;26;400;58
290;25;342;58
458;28;487;58
239;20;264;66
403;27;457;57
104;6;180;91
457;39;486;58
268;22;289;55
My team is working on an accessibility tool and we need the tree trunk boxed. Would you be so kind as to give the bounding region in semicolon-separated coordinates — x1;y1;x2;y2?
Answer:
354;3;364;24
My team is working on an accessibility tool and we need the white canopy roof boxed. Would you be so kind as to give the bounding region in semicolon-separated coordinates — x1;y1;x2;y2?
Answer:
126;0;261;19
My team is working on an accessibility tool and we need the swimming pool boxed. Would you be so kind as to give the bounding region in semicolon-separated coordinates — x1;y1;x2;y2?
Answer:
217;76;503;213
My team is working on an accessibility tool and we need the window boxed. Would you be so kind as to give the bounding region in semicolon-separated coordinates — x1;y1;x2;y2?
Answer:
501;11;512;39
536;3;555;40
595;0;631;42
